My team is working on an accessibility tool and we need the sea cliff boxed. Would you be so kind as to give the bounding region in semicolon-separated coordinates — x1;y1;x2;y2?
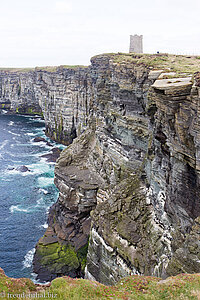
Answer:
0;53;200;284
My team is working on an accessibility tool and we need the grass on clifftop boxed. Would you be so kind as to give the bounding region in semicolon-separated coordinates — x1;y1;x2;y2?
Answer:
0;65;88;73
1;53;199;75
35;65;88;72
115;53;200;75
0;267;200;299
92;53;200;75
0;67;35;73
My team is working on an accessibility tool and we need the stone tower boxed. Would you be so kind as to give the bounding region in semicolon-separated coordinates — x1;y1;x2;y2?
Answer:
129;35;143;53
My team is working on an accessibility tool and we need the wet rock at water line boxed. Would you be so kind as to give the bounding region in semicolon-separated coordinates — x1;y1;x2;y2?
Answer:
40;148;61;163
16;165;30;172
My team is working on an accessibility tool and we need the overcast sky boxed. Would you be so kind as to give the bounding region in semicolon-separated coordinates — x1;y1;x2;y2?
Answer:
0;0;199;67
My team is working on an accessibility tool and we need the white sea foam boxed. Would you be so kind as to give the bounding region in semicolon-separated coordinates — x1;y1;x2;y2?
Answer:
45;207;50;214
22;248;35;268
38;223;48;229
26;132;35;136
7;169;20;175
13;143;28;147
39;188;49;195
21;171;33;177
36;197;44;204
30;140;47;147
8;130;20;136
38;177;54;187
31;272;50;285
8;121;14;126
30;140;52;150
39;156;48;163
10;205;29;213
21;115;32;118
0;140;8;150
0;177;11;182
57;144;66;150
39;156;56;166
34;127;45;132
28;118;45;123
35;197;47;208
7;168;33;177
26;162;51;175
10;142;20;148
1;109;8;114
31;152;50;160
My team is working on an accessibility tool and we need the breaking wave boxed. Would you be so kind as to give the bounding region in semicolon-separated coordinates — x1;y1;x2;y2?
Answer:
22;248;36;268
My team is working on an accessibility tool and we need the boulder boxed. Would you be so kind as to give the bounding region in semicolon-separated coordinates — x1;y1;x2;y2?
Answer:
33;137;47;143
16;165;30;172
40;147;61;162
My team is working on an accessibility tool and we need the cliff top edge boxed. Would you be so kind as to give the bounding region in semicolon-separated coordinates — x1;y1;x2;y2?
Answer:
0;53;199;75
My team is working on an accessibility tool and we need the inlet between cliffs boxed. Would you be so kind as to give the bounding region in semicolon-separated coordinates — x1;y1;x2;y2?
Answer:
0;113;64;281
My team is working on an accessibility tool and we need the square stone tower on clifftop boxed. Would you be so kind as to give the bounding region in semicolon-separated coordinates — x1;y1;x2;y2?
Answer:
129;35;143;53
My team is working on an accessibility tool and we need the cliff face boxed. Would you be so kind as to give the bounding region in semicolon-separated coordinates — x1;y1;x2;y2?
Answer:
35;67;89;145
0;66;89;145
1;54;200;284
0;70;41;114
149;73;200;277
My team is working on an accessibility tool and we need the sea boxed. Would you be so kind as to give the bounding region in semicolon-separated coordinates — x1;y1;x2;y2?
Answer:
0;112;65;281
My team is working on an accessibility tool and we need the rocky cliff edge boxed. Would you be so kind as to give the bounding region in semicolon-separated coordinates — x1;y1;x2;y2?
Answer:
1;53;200;284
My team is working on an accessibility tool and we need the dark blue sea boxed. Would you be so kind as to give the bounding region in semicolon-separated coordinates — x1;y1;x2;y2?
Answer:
0;112;64;281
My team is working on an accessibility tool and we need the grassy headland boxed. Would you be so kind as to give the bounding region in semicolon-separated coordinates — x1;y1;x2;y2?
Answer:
0;267;200;299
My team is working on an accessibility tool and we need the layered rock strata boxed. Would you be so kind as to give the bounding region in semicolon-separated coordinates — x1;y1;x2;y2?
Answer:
33;55;200;284
0;66;89;144
0;70;41;114
1;54;200;285
47;56;200;284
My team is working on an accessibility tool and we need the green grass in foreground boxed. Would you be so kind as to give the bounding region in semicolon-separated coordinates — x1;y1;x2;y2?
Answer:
0;267;200;299
48;274;200;299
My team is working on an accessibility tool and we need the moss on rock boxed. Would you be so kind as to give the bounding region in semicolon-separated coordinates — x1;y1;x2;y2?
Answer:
33;241;81;281
77;242;89;272
33;228;89;281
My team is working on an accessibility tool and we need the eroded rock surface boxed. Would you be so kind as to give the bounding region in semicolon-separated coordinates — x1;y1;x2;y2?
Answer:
0;66;89;144
1;54;200;284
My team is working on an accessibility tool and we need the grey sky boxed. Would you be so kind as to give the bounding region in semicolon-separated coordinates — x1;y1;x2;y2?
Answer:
0;0;199;67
